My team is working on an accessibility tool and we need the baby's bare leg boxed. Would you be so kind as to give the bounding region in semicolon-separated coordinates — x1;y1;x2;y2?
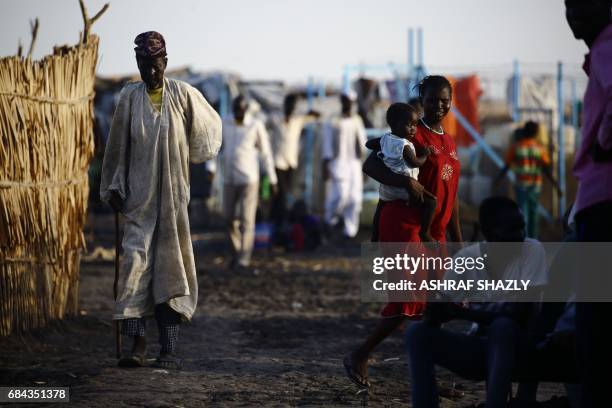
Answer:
418;195;437;242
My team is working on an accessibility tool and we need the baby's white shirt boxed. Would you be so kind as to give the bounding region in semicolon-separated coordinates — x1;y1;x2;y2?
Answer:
377;133;419;202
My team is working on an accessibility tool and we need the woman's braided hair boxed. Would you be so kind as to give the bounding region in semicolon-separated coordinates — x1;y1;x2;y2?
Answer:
416;75;452;99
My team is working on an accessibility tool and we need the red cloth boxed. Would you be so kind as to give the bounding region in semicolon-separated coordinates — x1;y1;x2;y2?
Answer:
453;75;483;147
439;75;482;147
379;123;460;318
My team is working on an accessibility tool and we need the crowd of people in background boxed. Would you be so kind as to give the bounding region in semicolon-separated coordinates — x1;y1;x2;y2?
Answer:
212;88;370;266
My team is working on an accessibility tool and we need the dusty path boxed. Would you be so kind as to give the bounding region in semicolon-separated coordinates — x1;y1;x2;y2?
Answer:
1;225;564;407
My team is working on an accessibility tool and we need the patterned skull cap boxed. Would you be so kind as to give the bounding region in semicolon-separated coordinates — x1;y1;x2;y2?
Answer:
134;31;167;59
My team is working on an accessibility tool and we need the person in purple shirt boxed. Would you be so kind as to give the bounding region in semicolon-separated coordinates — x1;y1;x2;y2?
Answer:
565;0;612;406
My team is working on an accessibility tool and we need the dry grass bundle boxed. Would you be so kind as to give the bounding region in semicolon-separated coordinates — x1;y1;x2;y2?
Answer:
0;35;99;336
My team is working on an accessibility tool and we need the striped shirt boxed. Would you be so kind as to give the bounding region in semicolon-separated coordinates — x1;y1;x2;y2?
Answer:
505;138;550;189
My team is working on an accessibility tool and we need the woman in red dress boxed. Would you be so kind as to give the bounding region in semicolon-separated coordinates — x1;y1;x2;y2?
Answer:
344;76;462;388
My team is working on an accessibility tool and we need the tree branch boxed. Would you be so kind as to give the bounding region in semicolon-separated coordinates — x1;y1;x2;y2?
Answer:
27;18;39;59
78;0;109;45
90;3;109;25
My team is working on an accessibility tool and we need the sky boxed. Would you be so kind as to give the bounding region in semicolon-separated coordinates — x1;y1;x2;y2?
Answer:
1;0;588;84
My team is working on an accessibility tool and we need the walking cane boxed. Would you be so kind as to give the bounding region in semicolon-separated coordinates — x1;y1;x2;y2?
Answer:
114;211;122;359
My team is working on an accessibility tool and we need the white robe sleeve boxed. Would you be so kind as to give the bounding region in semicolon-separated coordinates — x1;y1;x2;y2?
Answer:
99;85;133;204
183;84;222;164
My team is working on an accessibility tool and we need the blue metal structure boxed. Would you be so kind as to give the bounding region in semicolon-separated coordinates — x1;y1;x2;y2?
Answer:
512;60;521;122
451;106;509;173
415;27;426;83
571;78;580;150
407;28;414;98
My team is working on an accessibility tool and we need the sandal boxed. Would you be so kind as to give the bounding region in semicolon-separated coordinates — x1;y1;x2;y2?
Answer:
152;354;182;370
118;353;146;368
343;355;370;388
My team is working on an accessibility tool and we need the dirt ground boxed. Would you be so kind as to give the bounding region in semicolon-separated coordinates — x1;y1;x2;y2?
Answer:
0;213;566;407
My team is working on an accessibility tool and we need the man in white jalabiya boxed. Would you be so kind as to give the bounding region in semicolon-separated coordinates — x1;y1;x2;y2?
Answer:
269;94;319;226
100;31;222;369
322;92;367;238
222;95;277;269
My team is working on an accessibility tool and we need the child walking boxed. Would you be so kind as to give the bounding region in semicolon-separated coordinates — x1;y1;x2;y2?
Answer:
378;103;437;241
494;121;560;238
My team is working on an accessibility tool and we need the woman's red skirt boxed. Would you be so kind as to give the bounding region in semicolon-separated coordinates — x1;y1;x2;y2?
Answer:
377;200;446;319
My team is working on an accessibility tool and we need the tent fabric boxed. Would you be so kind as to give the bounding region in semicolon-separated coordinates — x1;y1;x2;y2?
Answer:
355;77;381;128
507;75;559;132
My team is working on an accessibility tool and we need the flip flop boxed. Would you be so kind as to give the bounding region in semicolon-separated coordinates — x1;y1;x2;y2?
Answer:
343;355;370;388
117;353;145;368
152;354;182;370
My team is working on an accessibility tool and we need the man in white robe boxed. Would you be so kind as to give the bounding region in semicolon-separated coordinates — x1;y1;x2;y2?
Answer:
222;95;277;268
322;93;367;238
269;94;319;226
99;32;221;369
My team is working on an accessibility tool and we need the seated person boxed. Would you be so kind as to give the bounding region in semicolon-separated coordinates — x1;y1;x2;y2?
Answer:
511;204;580;407
405;196;549;408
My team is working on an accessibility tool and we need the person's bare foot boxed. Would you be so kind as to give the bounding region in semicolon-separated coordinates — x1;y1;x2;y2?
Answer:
343;351;370;388
352;352;369;380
